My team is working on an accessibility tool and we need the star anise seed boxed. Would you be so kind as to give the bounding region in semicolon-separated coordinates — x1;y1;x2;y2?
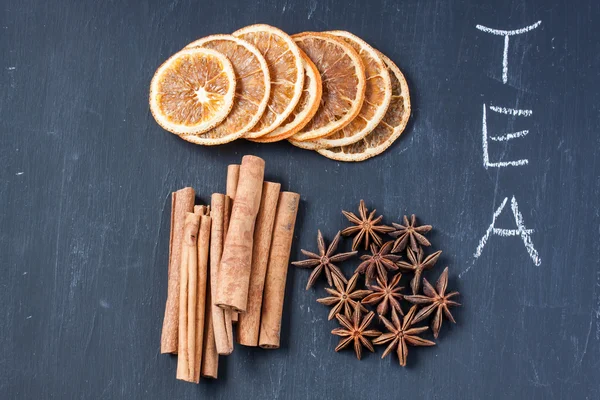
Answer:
389;214;432;253
292;230;357;290
331;302;381;360
372;306;435;367
317;273;372;320
341;200;394;251
355;241;401;284
397;247;442;295
362;272;405;316
404;267;460;338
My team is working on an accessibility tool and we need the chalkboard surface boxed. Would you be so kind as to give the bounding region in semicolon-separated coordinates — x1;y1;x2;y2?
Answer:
2;0;599;398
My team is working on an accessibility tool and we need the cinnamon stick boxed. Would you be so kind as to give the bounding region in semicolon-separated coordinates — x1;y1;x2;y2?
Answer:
226;164;240;200
177;212;200;381
209;194;234;355
237;182;281;346
192;211;211;383
226;165;240;323
221;196;236;336
259;192;300;349
200;282;218;379
161;187;195;354
194;205;209;216
216;155;265;313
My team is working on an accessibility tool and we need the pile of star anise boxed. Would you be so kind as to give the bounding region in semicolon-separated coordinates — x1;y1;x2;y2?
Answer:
293;200;461;367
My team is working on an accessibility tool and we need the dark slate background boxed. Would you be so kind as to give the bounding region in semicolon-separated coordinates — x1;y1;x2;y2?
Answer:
1;0;599;398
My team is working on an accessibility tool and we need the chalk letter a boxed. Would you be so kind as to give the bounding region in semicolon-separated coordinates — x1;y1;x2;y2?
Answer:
474;196;541;266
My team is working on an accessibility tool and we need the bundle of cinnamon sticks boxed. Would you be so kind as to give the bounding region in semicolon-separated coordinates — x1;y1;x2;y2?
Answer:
160;155;300;382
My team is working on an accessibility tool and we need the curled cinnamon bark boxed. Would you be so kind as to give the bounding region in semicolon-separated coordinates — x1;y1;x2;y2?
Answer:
161;187;195;354
259;192;300;349
177;212;200;381
200;284;218;379
226;164;240;323
216;155;265;313
237;182;281;346
192;210;210;382
210;194;234;355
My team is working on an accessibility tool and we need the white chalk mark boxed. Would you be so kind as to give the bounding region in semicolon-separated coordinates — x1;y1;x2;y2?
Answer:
503;35;509;84
489;106;533;116
15;171;24;175
7;66;16;70
474;197;507;259
489;130;529;142
493;227;534;236
475;21;542;36
476;21;542;84
482;104;531;168
510;197;541;265
23;272;27;275
482;104;490;167
474;196;541;266
26;315;32;319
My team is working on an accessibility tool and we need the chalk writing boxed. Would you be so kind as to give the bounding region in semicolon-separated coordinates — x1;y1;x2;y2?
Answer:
489;130;529;142
482;104;532;168
470;19;543;270
489;106;533;117
476;21;542;84
474;196;541;266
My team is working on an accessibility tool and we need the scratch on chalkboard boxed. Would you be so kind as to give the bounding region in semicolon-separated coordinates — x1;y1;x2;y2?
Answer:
168;0;181;13
53;154;68;300
307;0;317;20
595;270;600;340
82;310;98;357
528;360;550;388
575;313;593;369
267;361;286;399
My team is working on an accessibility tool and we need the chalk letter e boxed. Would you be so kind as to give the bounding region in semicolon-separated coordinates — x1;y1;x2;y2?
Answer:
482;104;532;169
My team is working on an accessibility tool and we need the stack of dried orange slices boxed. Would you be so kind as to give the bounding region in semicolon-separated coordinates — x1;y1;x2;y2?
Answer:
149;24;411;162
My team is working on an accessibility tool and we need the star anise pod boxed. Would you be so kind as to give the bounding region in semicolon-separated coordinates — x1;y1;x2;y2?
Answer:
404;267;460;338
292;230;357;290
398;247;442;295
341;200;394;251
317;273;372;320
331;302;381;360
373;306;435;367
355;241;401;284
362;272;405;316
389;214;432;253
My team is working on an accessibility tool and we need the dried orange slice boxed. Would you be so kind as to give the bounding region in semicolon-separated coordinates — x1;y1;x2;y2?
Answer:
251;52;322;143
149;47;236;136
307;31;392;149
182;34;270;145
233;24;304;138
318;53;411;162
289;32;366;146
